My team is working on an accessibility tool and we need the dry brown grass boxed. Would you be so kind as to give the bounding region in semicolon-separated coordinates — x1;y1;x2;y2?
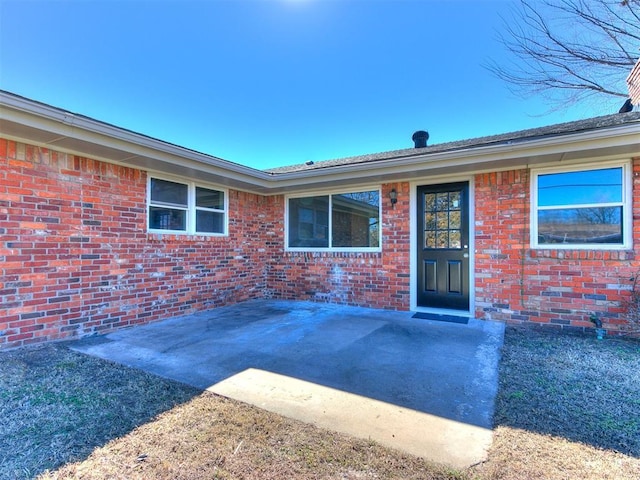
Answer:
1;327;639;480
475;426;639;480
0;344;199;480
471;327;640;480
38;393;460;480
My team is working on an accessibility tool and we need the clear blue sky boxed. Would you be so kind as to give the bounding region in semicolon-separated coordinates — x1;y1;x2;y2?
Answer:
0;0;624;170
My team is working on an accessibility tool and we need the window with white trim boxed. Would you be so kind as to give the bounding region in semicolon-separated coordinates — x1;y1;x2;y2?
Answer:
287;189;381;250
148;177;226;235
531;163;630;248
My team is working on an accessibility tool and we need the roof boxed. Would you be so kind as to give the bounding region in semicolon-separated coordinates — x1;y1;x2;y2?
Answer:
267;112;640;174
2;90;640;194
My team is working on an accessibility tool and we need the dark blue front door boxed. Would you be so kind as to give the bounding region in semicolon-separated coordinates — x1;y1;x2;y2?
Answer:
417;182;470;310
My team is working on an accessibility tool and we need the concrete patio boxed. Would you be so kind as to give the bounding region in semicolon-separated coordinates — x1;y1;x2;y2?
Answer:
70;299;505;468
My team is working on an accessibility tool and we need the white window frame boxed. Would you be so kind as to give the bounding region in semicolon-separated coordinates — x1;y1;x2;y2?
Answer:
147;175;228;236
285;187;382;252
530;160;632;250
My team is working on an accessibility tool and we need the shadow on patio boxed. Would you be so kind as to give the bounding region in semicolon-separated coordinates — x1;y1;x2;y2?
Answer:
70;299;505;467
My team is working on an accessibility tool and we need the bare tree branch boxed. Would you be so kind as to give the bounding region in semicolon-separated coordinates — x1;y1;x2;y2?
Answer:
487;0;640;111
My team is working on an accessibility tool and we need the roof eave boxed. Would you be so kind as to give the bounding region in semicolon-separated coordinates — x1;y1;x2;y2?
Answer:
0;91;276;194
2;91;639;195
266;122;640;192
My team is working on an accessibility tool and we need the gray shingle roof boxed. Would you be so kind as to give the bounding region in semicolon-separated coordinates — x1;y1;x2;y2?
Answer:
266;111;640;174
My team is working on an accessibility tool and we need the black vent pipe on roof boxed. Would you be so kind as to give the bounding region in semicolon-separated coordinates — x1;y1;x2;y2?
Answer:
412;130;429;148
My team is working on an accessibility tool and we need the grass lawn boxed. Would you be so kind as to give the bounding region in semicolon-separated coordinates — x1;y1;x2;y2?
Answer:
1;326;638;480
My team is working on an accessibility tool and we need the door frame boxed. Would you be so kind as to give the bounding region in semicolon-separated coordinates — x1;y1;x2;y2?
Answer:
410;176;475;316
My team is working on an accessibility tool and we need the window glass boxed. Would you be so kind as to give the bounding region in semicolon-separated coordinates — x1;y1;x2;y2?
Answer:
288;196;329;247
332;191;380;248
196;210;224;233
423;189;463;249
537;207;622;244
149;206;187;231
151;178;188;207
538;168;622;207
196;187;224;210
534;165;626;247
149;177;226;235
287;190;381;249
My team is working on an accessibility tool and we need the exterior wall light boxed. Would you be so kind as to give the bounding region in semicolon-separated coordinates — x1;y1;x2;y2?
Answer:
389;188;398;208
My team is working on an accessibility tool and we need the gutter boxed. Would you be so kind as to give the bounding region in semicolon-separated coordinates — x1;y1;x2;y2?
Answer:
0;91;275;187
268;121;640;191
2;91;639;194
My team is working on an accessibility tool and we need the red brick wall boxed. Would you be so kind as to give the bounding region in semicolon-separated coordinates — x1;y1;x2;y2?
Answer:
2;136;638;349
474;163;640;333
0;139;277;349
265;183;411;310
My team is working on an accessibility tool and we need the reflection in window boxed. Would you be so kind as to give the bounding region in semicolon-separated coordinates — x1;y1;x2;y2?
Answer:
195;186;225;233
288;191;380;249
150;207;186;231
538;208;622;244
538;168;622;206
289;196;329;247
534;166;626;247
423;190;462;249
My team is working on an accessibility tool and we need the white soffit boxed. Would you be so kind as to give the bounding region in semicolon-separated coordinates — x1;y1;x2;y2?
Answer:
2;91;639;195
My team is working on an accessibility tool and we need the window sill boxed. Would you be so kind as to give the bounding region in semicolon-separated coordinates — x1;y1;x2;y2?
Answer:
284;250;382;258
529;248;634;261
285;247;382;253
147;232;227;242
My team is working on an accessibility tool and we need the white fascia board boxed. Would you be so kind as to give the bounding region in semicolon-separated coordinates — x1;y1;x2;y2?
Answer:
269;124;640;192
2;91;639;195
0;92;275;190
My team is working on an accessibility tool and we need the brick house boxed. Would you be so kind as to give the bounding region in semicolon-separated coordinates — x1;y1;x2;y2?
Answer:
1;90;640;349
